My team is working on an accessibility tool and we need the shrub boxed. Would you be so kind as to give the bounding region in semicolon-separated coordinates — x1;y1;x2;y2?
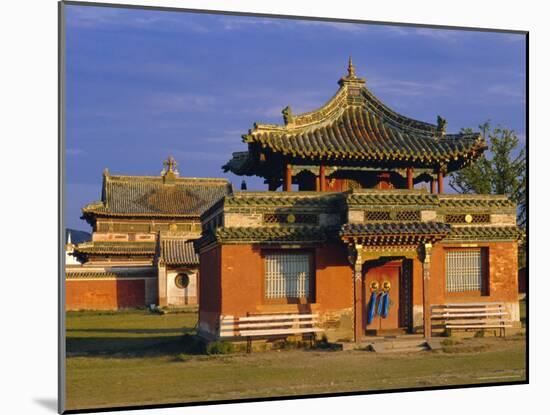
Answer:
441;338;462;347
315;334;331;349
206;341;234;355
181;334;206;354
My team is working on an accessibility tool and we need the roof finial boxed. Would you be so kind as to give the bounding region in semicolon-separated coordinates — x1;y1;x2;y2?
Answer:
348;56;356;78
161;155;180;180
338;56;364;87
437;115;447;136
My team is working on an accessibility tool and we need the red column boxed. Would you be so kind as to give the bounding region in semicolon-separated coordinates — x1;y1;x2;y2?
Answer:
284;164;292;192
422;244;433;339
354;274;363;342
319;164;326;192
430;179;436;194
438;171;444;194
406;167;414;190
315;176;320;191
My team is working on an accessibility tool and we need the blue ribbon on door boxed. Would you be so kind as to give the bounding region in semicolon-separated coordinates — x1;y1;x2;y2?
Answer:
367;291;378;324
378;292;390;319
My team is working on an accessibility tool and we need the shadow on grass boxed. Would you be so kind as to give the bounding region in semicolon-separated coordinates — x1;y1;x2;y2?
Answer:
66;332;205;358
67;328;189;334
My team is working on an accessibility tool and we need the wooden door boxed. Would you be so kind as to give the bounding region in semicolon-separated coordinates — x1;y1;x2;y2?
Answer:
364;262;401;332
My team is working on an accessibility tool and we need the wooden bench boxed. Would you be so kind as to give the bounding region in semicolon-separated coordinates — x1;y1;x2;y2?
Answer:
219;313;324;352
431;303;512;337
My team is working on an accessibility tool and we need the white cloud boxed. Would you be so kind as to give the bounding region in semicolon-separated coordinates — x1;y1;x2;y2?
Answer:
384;25;468;42
66;148;84;156
203;129;246;143
146;93;217;113
485;83;525;102
369;77;456;97
67;5;210;33
171;150;229;162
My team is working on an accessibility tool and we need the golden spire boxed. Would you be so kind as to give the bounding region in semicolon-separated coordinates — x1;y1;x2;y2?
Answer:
348;56;356;78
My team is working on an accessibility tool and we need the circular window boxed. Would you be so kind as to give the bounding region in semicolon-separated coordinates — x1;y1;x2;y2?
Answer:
175;273;190;289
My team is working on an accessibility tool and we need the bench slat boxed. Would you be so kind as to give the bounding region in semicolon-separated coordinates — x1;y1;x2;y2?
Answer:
432;312;508;318
224;327;324;337
446;325;512;329
432;319;511;325
219;312;322;340
221;320;318;329
432;307;504;313
221;314;318;322
432;302;505;307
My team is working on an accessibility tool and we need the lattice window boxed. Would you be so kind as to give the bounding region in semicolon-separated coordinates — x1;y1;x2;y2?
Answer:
263;213;318;225
396;211;421;221
365;211;390;221
264;253;311;299
365;210;421;221
445;250;484;293
445;213;490;224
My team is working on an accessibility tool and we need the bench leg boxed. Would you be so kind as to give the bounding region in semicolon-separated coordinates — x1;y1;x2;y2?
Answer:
246;337;252;354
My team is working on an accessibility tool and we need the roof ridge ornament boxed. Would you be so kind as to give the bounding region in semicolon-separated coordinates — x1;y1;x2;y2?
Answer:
338;56;366;87
347;56;356;78
437;115;447;136
282;106;294;125
161;155;180;183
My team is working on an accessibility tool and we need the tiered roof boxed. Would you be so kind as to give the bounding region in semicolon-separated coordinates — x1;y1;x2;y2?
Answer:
82;158;232;223
72;241;156;257
224;59;486;178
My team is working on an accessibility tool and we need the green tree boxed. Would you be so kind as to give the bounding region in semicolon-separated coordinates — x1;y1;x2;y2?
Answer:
449;121;526;227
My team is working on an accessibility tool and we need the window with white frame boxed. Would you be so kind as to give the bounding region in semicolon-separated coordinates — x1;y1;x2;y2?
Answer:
445;249;485;293
264;252;311;299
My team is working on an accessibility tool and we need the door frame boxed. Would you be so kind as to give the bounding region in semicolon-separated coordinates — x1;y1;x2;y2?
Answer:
362;258;412;335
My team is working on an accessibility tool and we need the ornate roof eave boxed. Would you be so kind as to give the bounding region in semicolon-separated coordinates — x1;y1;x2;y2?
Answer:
73;242;157;257
225;61;487;176
80;209;201;219
197;226;337;247
340;222;451;245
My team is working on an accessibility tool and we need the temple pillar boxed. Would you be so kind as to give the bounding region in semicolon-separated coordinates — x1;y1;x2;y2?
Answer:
438;171;444;194
351;245;363;343
420;243;433;338
319;164;326;192
406;167;414;190
157;259;167;307
284;163;292;192
430;178;436;194
315;176;320;191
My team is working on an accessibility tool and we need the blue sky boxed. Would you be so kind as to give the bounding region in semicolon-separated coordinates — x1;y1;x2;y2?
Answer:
65;5;526;232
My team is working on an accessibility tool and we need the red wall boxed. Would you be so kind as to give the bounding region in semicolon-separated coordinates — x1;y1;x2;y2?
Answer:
199;245;222;333
428;241;519;304
66;279;145;310
212;243;352;317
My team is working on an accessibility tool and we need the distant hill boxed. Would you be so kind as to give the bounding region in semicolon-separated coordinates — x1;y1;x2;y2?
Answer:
66;228;91;244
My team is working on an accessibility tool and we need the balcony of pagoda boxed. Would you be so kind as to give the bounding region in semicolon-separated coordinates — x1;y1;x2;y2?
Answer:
278;165;446;194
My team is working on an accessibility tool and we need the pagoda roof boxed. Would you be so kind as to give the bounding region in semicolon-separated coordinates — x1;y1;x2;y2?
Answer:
82;159;232;221
224;59;486;177
73;241;157;256
160;238;199;265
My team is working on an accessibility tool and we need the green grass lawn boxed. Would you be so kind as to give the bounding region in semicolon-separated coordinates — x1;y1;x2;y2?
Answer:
65;310;527;411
